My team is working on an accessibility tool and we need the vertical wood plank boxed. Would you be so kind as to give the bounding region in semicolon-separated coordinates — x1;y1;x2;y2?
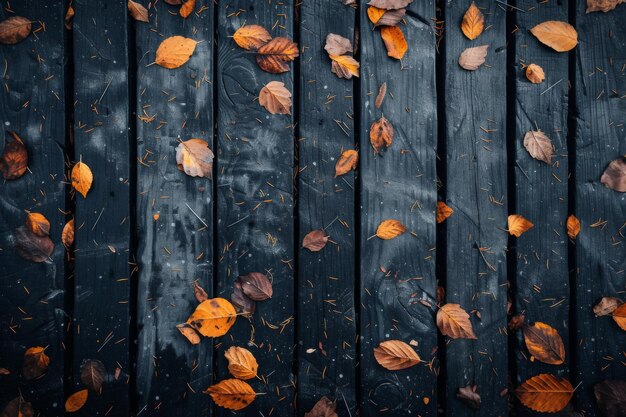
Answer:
134;2;214;416
359;1;438;415
512;2;570;414
216;1;296;416
72;0;131;414
297;0;356;414
0;1;67;415
573;2;626;414
442;2;508;415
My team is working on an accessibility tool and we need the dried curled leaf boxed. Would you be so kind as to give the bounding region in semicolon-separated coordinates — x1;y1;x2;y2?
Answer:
600;157;626;192
1;397;34;417
304;396;337;417
1;132;28;180
233;25;271;51
329;54;360;79
194;282;208;303
508;314;526;331
586;0;626;12
128;0;149;22
176;139;214;178
26;213;50;237
530;21;578;52
612;303;626;331
335;149;358;177
155;36;197;69
302;229;330;252
380;26;407;60
0;16;31;45
256;37;299;73
457;385;481;410
459;45;488;70
179;0;195;18
515;374;573;413
370;116;393;154
461;2;484;40
65;389;88;413
224;346;258;380
71;161;93;198
523;322;566;365
594;379;626;417
437;303;477;339
62;219;75;248
15;226;54;263
239;272;273;301
436;201;454;224
80;359;106;394
376;219;406;240
367;6;406;27
177;323;201;345
187;298;237;337
593;297;622;316
204;379;256;410
65;6;74;30
373;340;420;370
566;215;580;239
375;82;387;109
23;347;50;380
523;130;553;164
259;81;292;115
508;214;534;237
368;0;414;10
324;33;352;55
525;63;545;84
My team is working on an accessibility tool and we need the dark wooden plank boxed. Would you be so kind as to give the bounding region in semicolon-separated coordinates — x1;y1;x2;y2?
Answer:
573;2;626;414
72;0;131;414
0;2;67;415
215;1;296;416
512;2;570;414
134;2;214;416
442;2;508;415
359;1;438;415
297;0;356;414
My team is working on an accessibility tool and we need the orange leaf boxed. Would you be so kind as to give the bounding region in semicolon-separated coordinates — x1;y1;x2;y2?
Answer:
373;340;420;370
612;303;626;331
204;379;256;410
175;139;214;178
436;303;477;339
566;215;580;239
62;219;75;248
177;323;201;344
65;389;88;413
0;131;28;180
515;374;573;413
523;322;566;365
128;0;148;22
224;346;258;380
436;201;454;224
233;25;271;51
369;116;394;154
461;2;484;40
256;37;299;73
71;161;93;198
23;346;50;380
525;63;545;84
179;0;195;18
530;21;578;52
376;219;406;240
586;0;626;12
508;214;534;237
329;54;360;79
0;16;31;45
1;397;34;417
367;6;386;24
26;213;50;237
367;6;406;27
259;81;292;115
380;26;407;60
335;149;358;177
187;298;237;337
155;36;197;69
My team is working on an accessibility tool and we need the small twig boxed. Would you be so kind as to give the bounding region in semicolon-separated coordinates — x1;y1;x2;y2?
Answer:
185;203;208;227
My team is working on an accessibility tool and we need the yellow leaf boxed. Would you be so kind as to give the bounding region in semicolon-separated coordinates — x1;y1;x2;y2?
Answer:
380;26;408;60
179;0;195;18
370;116;394;154
187;298;237;337
376;219;406;240
329;54;360;79
515;374;573;413
374;340;420;370
71;161;93;198
26;213;50;237
62;219;75;248
508;214;534;237
204;379;256;410
233;25;271;50
367;6;386;25
155;36;197;69
224;346;258;380
65;389;88;413
530;21;578;52
461;2;484;40
334;149;358;177
612;303;626;331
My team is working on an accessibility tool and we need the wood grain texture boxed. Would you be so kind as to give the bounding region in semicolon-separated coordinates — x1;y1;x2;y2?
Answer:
0;1;67;415
134;2;214;416
442;1;508;415
359;1;438;415
573;2;626;415
512;2;570;415
72;0;131;414
297;0;356;414
216;1;296;416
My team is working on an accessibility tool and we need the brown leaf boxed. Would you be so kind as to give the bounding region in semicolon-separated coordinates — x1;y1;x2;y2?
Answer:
593;297;622;316
71;161;93;198
508;214;534;237
179;0;195;18
231;281;256;316
457;385;481;409
304;396;337;417
164;0;182;4
436;201;454;224
224;346;258;380
367;6;406;27
375;82;387;109
525;63;545;84
23;347;50;380
65;389;88;413
0;368;9;375
239;272;273;301
612;303;626;331
376;219;406;240
128;0;149;22
177;323;201;344
594;380;626;417
176;139;214;178
368;0;414;10
65;6;74;30
233;25;271;51
256;37;299;73
523;322;566;365
600;157;626;192
1;131;28;180
508;314;526;331
370;116;393;154
324;33;352;55
187;298;237;337
330;55;360;79
515;374;573;413
80;359;106;394
531;21;578;52
0;16;31;45
458;45;488;70
62;219;75;248
437;303;477;339
373;340;420;370
194;282;208;303
302;229;330;252
259;81;292;115
15;226;54;263
335;149;358;177
26;213;50;237
586;0;626;12
155;36;197;69
1;397;34;417
567;215;580;239
204;379;256;410
381;26;407;60
461;2;484;40
523;130;553;164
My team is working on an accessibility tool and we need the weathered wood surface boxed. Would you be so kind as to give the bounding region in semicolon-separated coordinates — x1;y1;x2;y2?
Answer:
442;2;508;416
215;1;296;416
512;2;570;415
0;1;67;416
359;1;438;415
573;2;626;415
297;0;357;415
72;0;132;414
134;2;214;416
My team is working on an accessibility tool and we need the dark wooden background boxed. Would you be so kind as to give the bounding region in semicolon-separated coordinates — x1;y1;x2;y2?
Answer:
1;0;625;416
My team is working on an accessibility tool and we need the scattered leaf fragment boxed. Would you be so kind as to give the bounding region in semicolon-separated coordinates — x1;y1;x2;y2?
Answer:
259;81;292;115
600;157;626;192
177;323;201;344
65;6;74;30
523;322;566;365
530;21;578;52
155;36;197;69
256;37;299;73
0;16;31;45
437;303;477;339
586;0;626;12
373;340;420;370
187;298;237;337
26;213;50;237
194;282;208;303
304;396;337;417
436;201;454;224
515;374;573;413
65;389;88;413
594;379;626;417
457;385;481;409
233;25;271;51
612;303;626;331
128;0;149;22
369;116;394;154
458;45;488;70
523;130;553;164
368;0;414;10
179;0;195;18
80;359;106;394
204;379;256;410
15;226;54;263
593;297;622;316
525;63;545;84
461;2;484;40
224;346;258;380
566;215;580;239
508;214;534;237
375;82;387;109
380;26;408;60
71;161;93;198
302;229;330;252
176;139;214;178
508;314;525;331
239;272;273;301
376;219;406;240
0;131;28;180
23;347;50;380
335;149;358;177
62;219;75;248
